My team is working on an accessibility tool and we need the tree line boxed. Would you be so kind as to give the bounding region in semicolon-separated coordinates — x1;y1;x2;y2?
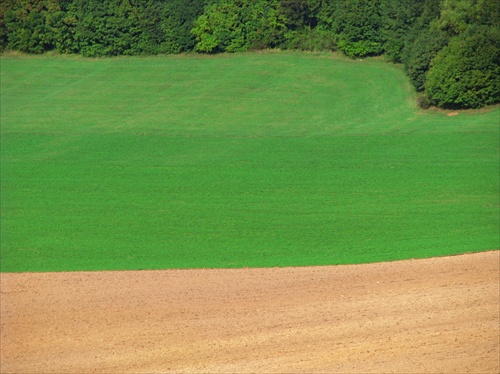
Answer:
1;0;499;109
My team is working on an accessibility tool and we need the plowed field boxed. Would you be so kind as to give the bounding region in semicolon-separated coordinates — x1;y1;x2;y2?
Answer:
2;251;499;373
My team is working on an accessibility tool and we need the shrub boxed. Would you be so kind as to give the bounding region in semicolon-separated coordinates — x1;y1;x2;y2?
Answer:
332;0;384;58
402;26;449;92
425;25;500;109
282;28;335;52
416;94;430;109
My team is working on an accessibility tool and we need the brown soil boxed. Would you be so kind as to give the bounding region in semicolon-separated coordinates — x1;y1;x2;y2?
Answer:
1;251;499;373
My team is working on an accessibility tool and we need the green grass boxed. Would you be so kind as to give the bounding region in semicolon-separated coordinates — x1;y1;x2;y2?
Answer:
1;52;499;272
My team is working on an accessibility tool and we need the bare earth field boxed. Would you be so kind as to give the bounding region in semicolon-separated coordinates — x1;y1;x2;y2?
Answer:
1;251;499;373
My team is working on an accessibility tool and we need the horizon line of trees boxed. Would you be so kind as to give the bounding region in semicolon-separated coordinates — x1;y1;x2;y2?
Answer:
1;0;499;109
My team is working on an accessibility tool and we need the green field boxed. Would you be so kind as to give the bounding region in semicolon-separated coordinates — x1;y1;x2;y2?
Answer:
1;52;498;272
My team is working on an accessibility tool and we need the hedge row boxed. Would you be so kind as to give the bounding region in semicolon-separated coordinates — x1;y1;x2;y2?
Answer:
1;0;499;109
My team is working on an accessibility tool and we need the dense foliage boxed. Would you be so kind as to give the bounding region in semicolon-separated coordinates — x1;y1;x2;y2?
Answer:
1;0;206;56
426;25;500;109
1;0;499;109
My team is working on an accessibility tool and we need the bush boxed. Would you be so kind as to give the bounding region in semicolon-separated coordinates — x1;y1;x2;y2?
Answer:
332;0;384;58
425;25;500;109
416;94;430;109
191;0;285;53
402;26;449;92
282;28;335;52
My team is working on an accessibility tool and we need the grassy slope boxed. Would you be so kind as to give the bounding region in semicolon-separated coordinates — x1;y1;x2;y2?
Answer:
1;52;498;272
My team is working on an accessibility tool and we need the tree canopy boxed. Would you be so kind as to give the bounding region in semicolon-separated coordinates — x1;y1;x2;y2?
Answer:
1;0;499;109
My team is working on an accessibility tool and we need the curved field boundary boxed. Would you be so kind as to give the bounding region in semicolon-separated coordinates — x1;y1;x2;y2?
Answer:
1;251;498;373
1;53;499;272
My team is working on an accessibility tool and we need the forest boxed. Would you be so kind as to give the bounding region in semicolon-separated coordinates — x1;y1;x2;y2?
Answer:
1;0;499;109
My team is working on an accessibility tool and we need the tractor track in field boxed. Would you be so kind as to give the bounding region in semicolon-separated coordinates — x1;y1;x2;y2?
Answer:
1;251;499;373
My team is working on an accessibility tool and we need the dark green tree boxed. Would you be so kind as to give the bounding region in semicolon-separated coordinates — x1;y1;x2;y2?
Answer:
278;0;315;30
380;0;423;62
2;0;63;53
161;0;205;54
403;26;449;92
332;0;383;58
0;1;11;51
401;0;446;91
426;24;500;108
315;0;336;30
279;0;335;51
